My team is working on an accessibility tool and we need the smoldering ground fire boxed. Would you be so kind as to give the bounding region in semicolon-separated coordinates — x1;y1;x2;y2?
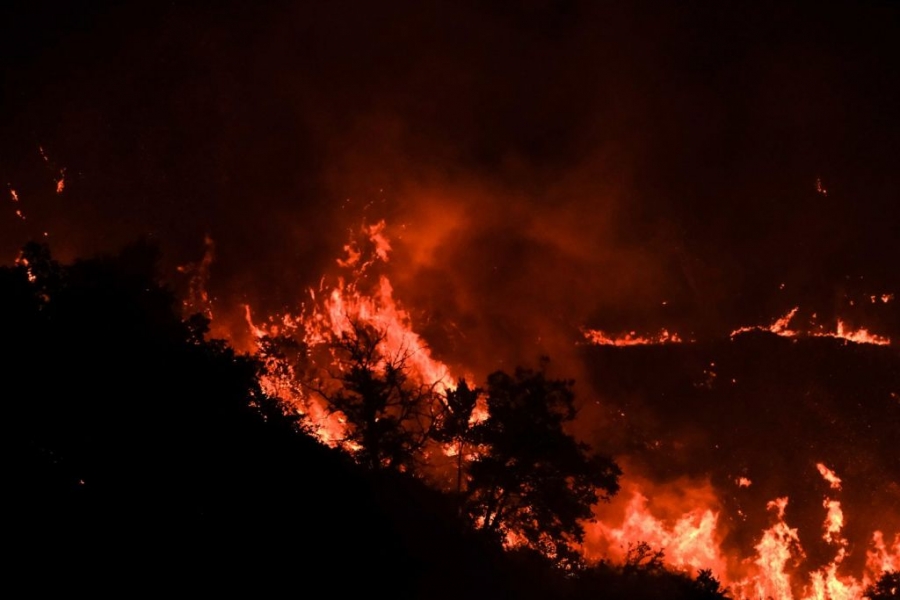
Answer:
2;2;899;598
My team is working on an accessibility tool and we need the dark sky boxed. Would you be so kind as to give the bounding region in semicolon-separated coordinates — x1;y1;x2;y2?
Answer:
3;0;899;580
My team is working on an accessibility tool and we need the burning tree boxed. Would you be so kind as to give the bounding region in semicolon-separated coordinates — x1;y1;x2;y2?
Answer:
308;318;442;472
464;363;622;562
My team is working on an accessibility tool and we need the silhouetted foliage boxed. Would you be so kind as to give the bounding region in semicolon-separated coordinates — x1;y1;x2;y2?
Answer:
691;569;730;599
1;241;729;599
464;361;622;562
431;378;481;496
1;242;409;592
623;541;667;576
865;571;899;599
309;320;439;471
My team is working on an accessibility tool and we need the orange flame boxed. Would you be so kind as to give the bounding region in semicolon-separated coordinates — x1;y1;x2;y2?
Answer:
867;531;900;575
55;167;66;194
243;220;459;450
586;464;895;600
588;489;725;573
815;321;891;346
194;218;893;596
817;463;843;491
581;327;683;346
730;306;891;346
731;307;801;339
584;475;728;576
738;497;804;600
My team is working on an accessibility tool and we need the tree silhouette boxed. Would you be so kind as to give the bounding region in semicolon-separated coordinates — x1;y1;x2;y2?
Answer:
464;361;622;562
865;571;899;600
623;542;667;576
2;241;733;598
431;378;481;497
310;319;440;471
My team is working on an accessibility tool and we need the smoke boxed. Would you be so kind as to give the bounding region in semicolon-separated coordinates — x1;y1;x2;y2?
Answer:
3;1;899;589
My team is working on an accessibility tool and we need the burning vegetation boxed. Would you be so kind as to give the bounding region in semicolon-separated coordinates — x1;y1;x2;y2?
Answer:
2;206;897;598
231;221;898;598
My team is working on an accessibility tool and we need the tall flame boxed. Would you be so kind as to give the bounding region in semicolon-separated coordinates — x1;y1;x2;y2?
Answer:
244;220;457;450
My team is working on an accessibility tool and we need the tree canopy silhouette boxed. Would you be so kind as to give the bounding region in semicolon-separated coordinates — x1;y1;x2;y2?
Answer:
1;241;732;599
304;319;440;471
464;362;622;562
864;571;899;600
431;378;481;496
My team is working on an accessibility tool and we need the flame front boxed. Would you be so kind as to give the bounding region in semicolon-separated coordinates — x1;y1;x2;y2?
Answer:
584;464;898;600
581;327;684;346
207;220;895;598
729;306;891;346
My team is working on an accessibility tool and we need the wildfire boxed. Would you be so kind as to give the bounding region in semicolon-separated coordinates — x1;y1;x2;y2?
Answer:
584;464;897;600
867;531;900;574
189;218;895;597
243;220;458;450
741;497;804;600
177;235;215;319
817;321;891;346
730;306;891;346
730;307;801;339
817;463;843;491
586;484;727;575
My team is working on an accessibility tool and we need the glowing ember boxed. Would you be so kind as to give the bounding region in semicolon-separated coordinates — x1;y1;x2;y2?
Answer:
742;497;803;600
177;235;215;318
817;463;843;491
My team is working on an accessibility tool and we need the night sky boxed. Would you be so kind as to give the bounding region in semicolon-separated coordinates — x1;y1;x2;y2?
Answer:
3;0;899;580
